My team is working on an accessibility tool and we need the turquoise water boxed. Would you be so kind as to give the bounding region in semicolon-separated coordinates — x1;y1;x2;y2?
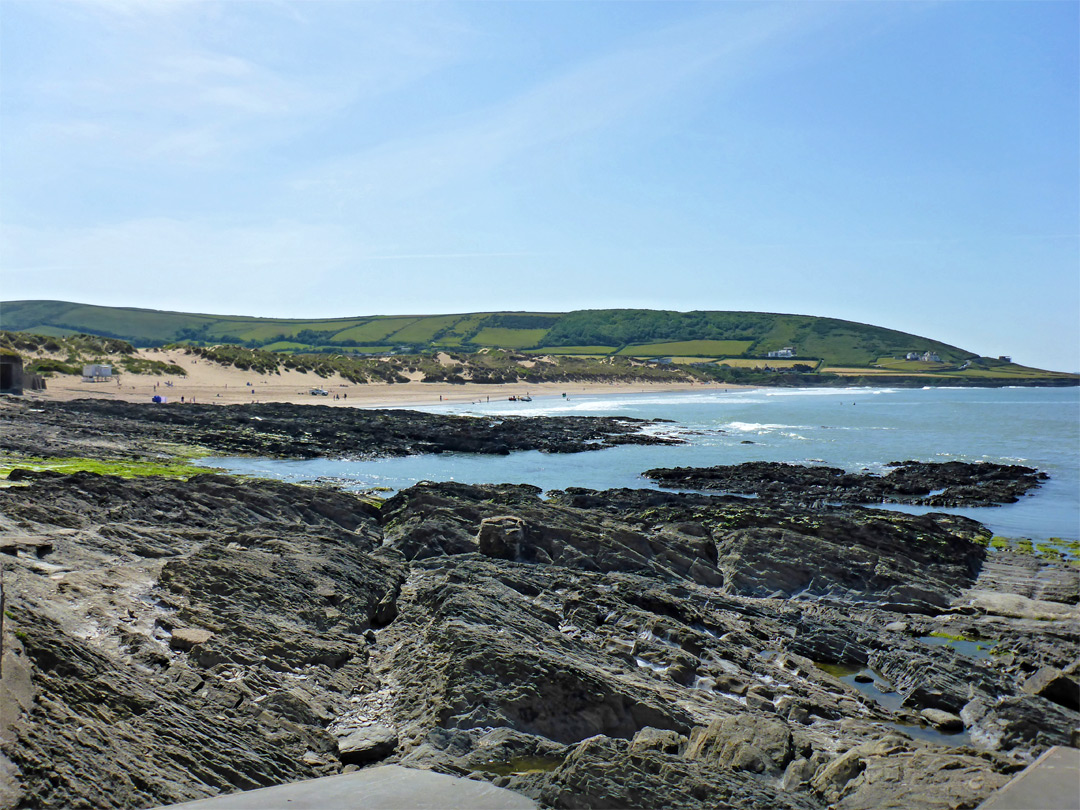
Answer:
199;386;1079;541
917;635;994;659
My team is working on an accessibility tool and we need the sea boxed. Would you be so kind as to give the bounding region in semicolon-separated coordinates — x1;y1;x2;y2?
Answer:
200;386;1080;543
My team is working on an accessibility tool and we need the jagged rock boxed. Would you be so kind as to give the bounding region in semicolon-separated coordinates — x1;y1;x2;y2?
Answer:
1021;666;1080;711
812;749;866;803
337;725;398;764
833;748;1015;810
540;735;820;810
684;715;794;775
478;516;527;560
962;694;1080;752
629;726;686;755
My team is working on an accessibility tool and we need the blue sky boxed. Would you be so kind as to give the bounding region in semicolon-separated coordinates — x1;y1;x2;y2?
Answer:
1;1;1077;370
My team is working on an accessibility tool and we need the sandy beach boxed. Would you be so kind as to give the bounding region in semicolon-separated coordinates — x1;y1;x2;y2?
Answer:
25;348;748;409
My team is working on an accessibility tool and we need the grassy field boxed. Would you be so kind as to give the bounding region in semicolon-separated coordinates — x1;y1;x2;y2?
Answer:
716;357;820;369
950;365;1076;379
823;367;938;375
389;315;462;343
873;357;954;372
260;341;394;353
617;340;754;357
204;319;357;342
471;327;551;348
327;317;418;343
433;313;491;345
525;345;618;355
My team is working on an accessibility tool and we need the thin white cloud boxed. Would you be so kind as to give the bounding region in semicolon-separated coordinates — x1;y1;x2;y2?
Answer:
292;4;825;205
6;1;472;164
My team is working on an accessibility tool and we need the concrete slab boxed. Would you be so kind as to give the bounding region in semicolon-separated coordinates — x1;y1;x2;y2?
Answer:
978;746;1080;810
153;765;537;810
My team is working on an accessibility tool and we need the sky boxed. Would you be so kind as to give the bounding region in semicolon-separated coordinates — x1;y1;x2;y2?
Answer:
1;1;1077;371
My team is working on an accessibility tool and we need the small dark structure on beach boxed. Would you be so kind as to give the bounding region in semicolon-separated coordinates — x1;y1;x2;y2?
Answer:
0;352;46;395
1;352;24;394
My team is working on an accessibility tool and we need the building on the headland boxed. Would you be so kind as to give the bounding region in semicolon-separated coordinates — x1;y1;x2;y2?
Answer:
998;355;1012;363
767;347;795;358
906;351;942;363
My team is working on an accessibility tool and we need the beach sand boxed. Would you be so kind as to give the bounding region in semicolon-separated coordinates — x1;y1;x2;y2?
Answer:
26;348;748;409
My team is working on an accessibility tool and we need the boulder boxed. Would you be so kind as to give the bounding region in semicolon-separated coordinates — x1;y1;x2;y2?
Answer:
478;516;527;560
920;708;964;732
169;628;214;651
812;749;865;804
337;725;398;765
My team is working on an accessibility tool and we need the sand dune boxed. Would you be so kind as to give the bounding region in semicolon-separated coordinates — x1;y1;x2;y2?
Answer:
28;348;741;409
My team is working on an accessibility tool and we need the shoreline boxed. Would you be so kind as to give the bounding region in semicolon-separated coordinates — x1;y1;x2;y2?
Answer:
21;349;753;409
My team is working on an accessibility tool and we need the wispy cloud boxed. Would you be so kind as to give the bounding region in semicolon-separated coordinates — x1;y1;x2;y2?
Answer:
292;4;824;205
6;0;471;164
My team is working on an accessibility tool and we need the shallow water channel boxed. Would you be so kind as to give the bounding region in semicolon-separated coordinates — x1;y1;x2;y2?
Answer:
814;663;972;747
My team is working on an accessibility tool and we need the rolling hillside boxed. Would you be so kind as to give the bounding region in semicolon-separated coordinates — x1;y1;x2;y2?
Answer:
1;300;1069;384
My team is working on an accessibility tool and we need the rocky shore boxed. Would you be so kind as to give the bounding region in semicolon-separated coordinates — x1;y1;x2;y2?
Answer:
0;398;682;461
644;460;1049;508
1;401;1077;810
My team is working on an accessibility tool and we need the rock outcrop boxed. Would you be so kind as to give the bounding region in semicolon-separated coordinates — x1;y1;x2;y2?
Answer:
1;472;1076;809
0;398;682;461
644;460;1048;507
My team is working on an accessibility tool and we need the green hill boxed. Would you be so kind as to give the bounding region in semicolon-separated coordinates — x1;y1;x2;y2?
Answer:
0;299;1064;381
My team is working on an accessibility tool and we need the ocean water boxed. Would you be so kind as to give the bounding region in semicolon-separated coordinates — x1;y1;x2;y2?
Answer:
200;386;1079;541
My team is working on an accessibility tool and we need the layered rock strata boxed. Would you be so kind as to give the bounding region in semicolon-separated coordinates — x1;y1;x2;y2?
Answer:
2;472;1077;809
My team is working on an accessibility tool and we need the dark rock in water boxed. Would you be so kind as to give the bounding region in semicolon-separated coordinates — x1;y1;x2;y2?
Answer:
0;469;1072;810
644;460;1048;507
